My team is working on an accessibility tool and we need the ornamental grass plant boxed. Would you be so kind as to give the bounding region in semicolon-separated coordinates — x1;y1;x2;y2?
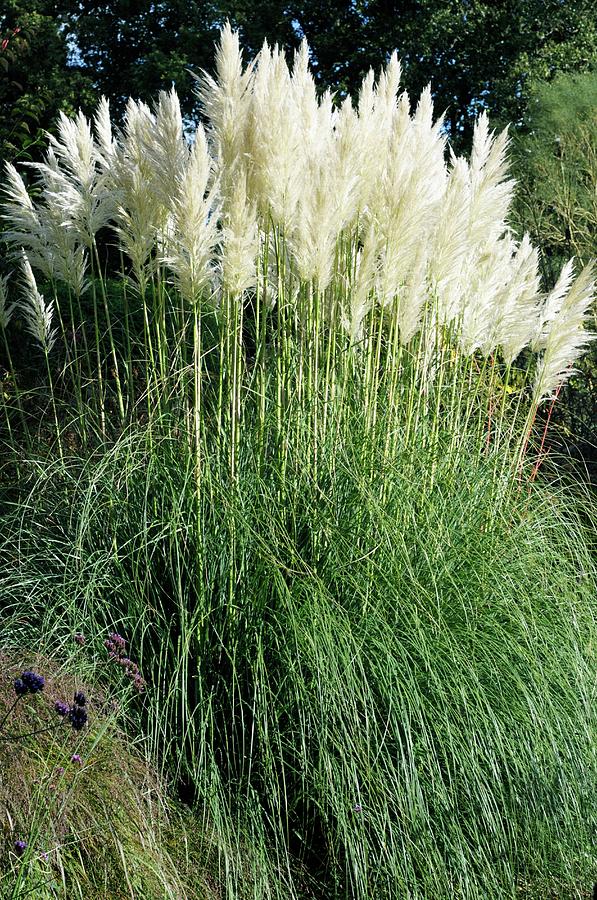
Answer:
0;24;595;900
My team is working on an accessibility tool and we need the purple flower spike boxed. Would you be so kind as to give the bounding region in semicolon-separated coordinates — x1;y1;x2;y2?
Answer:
73;691;86;707
54;700;69;717
14;678;27;696
14;840;27;856
108;632;126;650
74;633;86;646
71;754;82;765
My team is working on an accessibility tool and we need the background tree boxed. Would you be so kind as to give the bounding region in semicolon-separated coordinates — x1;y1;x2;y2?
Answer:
60;0;221;123
0;1;93;164
510;70;597;471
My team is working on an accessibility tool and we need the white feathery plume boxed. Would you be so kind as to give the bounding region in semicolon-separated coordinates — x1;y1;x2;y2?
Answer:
428;156;472;326
355;54;402;214
431;115;514;333
1;163;50;276
34;110;115;246
460;234;515;356
371;85;446;332
291;152;340;289
111;99;165;283
163;125;218;305
18;250;57;352
533;261;596;402
467;114;514;245
331;97;364;231
288;49;358;289
194;21;254;203
220;170;258;296
2;161;88;294
532;258;575;351
291;40;319;153
492;234;541;363
397;242;429;344
0;274;16;329
143;89;189;210
343;225;379;341
245;41;302;228
94;96;117;169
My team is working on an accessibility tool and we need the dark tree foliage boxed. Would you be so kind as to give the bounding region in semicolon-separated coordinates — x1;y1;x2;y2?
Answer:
277;0;597;147
60;0;222;121
0;1;93;164
4;1;595;150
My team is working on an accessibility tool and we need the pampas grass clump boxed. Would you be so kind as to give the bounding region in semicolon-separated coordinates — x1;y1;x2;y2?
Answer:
0;25;595;900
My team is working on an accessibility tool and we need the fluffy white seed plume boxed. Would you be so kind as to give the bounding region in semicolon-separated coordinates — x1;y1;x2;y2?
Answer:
194;21;254;202
466;114;515;253
2;161;88;294
163;125;218;304
94;96;117;169
343;225;379;342
19;250;57;352
33;110;115;246
111;99;165;284
331;97;363;230
1;163;49;276
397;242;429;344
355;54;402;213
0;274;16;329
287;48;362;289
533;261;596;402
429;156;473;326
493;234;541;363
532;258;575;351
245;41;302;228
220;170;258;296
142;89;189;209
458;235;512;355
430;116;515;332
371;86;447;334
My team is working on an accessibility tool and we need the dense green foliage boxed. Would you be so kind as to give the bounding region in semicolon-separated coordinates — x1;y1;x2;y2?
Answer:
1;417;595;898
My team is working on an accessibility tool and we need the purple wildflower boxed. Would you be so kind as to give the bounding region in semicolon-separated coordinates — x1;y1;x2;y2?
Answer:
74;633;85;646
107;633;126;650
20;671;45;693
68;705;88;731
73;691;86;707
14;678;27;696
14;840;26;856
71;754;82;765
54;700;69;717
